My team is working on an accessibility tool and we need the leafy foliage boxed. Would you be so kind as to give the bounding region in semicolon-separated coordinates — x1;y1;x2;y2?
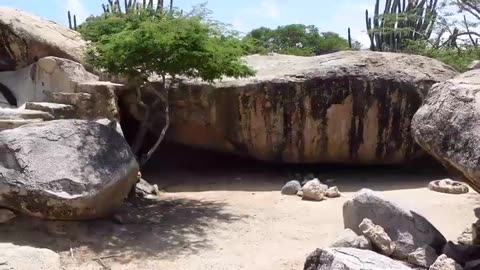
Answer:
243;24;350;56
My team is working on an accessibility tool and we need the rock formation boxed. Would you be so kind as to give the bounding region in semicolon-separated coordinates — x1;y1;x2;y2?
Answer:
122;51;458;164
0;120;139;220
412;69;480;193
0;7;86;71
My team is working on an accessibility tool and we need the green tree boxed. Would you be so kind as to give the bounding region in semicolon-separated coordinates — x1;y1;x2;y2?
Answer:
80;6;255;166
243;24;349;56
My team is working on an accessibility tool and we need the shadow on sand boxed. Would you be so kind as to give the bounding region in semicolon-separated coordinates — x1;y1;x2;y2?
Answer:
0;196;246;263
141;142;451;193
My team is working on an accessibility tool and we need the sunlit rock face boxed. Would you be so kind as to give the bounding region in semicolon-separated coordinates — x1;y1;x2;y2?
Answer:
123;51;458;164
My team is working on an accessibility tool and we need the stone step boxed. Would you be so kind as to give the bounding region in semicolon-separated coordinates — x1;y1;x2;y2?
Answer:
25;102;76;119
0;108;53;120
0;119;43;131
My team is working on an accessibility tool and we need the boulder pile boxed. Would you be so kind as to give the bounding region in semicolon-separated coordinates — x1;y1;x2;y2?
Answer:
304;189;479;270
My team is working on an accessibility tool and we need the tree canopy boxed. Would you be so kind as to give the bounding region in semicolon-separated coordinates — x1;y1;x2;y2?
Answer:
242;24;351;56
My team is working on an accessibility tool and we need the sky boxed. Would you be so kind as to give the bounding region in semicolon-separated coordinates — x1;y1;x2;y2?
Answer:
1;0;374;46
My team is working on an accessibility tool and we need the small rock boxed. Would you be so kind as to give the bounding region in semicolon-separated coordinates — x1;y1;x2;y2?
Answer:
458;226;473;245
302;178;328;201
429;254;463;270
296;190;304;197
359;218;396;256
135;179;157;197
468;60;480;70
326;186;341;198
330;228;372;250
0;209;15;223
428;179;469;194
281;180;302;195
408;245;438;268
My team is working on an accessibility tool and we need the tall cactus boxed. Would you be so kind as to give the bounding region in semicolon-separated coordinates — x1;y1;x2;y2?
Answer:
366;0;439;51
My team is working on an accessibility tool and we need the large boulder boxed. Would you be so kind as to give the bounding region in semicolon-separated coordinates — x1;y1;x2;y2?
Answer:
303;247;413;270
0;7;86;71
412;69;480;193
343;189;446;258
0;243;61;270
0;120;139;220
122;51;457;164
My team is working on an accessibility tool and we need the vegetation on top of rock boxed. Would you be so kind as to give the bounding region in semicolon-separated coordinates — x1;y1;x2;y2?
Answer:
242;24;359;56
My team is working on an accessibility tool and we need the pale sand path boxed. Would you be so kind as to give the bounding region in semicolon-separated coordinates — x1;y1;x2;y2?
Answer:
0;154;477;270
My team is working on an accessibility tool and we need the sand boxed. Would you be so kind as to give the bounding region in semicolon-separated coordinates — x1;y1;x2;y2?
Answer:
0;164;478;270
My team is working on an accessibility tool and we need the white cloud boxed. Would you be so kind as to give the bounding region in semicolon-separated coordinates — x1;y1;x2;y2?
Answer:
63;0;89;25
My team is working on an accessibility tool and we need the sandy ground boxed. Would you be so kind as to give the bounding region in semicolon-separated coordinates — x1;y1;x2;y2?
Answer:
0;160;478;270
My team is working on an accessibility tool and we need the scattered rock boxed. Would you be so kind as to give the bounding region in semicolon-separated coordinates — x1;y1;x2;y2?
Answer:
297;190;304;198
411;69;480;193
430;254;463;270
0;243;61;270
408;245;438;268
302;179;328;201
135;179;159;198
303;247;413;270
0;7;86;71
326;186;341;198
359;218;396;256
343;189;447;258
281;180;302;195
428;179;469;194
0;119;139;220
458;226;473;245
129;51;457;164
0;209;15;223
330;228;372;250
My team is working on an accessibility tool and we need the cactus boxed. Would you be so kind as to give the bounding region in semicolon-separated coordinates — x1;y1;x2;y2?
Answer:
366;0;439;51
67;11;77;30
348;27;352;49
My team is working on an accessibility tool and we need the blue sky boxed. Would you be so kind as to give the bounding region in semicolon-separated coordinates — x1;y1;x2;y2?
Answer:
1;0;378;46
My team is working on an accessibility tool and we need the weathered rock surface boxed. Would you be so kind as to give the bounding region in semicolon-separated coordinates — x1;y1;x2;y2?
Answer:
0;7;86;71
302;179;328;201
303;247;413;270
0;243;61;270
326;186;341;198
430;255;463;270
330;228;372;250
408;246;438;268
0;208;15;223
25;102;76;119
123;51;458;164
359;218;396;256
428;179;469;194
0;120;139;220
457;226;473;245
343;189;447;258
412;69;480;193
281;180;302;195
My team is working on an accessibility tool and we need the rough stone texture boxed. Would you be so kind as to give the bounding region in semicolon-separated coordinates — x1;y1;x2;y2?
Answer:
326;186;341;198
343;189;447;258
0;243;61;270
302;179;328;201
25;102;76;119
430;255;463;270
0;7;86;71
0;118;43;131
123;51;458;164
428;179;469;194
0;120;139;220
0;108;53;120
411;69;480;193
359;218;396;256
281;180;302;195
330;228;372;250
442;241;480;266
457;226;472;245
408;246;438;268
303;247;413;270
0;208;15;223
